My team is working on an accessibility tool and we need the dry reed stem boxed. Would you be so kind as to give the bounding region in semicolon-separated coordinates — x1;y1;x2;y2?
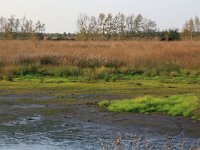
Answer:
0;40;200;70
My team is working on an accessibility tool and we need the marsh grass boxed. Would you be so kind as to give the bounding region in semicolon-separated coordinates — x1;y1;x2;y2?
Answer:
98;94;200;119
1;65;200;83
1;41;200;81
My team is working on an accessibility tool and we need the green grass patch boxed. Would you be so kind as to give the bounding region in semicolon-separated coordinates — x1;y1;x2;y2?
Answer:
98;94;200;119
1;65;200;83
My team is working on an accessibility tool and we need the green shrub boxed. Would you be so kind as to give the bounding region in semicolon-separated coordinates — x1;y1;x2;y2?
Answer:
160;29;181;41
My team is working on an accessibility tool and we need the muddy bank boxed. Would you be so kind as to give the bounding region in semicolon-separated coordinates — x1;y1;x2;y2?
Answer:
0;81;200;149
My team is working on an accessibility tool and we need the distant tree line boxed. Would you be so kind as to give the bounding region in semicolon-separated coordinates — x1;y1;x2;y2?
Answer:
44;32;76;40
76;13;158;40
0;15;45;40
182;16;200;40
0;14;200;41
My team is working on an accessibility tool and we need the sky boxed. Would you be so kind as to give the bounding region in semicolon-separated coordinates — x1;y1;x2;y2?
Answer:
0;0;200;33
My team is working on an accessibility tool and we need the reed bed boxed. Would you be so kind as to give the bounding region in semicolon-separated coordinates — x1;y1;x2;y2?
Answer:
0;40;200;68
1;40;200;81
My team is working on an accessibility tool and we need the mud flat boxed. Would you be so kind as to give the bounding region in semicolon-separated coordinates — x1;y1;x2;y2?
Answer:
0;80;200;149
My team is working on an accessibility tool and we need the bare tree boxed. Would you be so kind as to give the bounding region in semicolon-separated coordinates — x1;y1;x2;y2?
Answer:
34;20;46;41
142;18;157;38
183;18;195;40
134;14;143;36
0;17;7;39
88;16;98;39
104;13;113;40
76;14;90;40
195;16;200;33
35;21;45;34
98;13;106;39
0;17;6;32
113;13;126;39
13;18;20;33
0;15;46;40
126;15;135;37
20;16;34;39
3;15;16;39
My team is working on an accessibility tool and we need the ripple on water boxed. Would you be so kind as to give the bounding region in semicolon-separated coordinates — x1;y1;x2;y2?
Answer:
0;119;199;149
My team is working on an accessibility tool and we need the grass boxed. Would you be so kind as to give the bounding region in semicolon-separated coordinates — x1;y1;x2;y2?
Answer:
98;94;200;119
1;78;199;100
1;65;200;83
1;57;200;120
1;41;200;70
1;40;200;82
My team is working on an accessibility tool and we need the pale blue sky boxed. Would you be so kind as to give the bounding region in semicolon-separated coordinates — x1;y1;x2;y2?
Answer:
0;0;200;33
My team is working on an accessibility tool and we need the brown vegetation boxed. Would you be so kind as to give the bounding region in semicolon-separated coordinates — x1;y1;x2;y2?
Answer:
1;40;200;70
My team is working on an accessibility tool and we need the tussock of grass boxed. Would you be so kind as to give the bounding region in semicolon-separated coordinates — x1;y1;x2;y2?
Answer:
98;94;200;119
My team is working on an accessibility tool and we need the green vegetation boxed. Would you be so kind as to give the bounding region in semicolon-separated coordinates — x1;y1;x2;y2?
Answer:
1;78;200;122
98;94;200;120
1;41;200;83
1;65;200;83
160;29;181;41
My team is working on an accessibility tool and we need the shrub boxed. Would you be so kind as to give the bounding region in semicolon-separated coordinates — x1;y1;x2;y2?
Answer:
160;29;181;41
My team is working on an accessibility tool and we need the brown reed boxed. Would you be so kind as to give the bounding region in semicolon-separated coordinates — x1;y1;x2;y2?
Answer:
0;40;200;71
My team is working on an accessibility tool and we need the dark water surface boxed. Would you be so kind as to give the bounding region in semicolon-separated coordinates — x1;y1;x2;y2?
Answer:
0;93;200;150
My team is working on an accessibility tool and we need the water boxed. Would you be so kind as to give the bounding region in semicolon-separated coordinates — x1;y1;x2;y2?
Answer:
0;118;199;150
0;93;200;150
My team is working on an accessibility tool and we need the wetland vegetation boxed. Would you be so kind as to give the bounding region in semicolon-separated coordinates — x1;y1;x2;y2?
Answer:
0;41;200;120
98;94;200;119
1;1;200;149
0;41;200;149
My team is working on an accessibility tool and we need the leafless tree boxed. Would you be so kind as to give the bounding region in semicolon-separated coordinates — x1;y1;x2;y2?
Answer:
126;15;135;37
98;13;106;39
76;13;90;40
195;16;200;33
88;16;98;39
134;14;143;36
